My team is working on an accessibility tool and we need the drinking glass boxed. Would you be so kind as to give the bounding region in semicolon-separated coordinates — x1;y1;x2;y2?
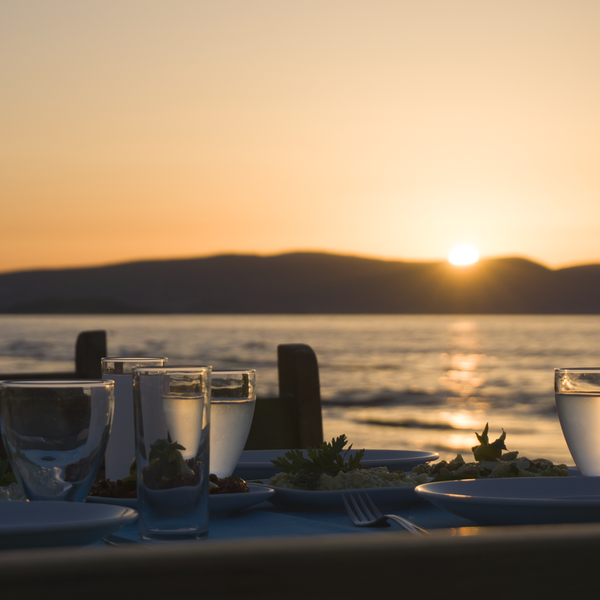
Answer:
555;368;600;475
210;370;256;478
0;380;114;501
101;357;167;481
133;366;211;540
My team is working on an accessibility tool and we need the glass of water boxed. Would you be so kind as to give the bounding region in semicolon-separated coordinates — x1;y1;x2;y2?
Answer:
0;380;114;501
555;368;600;475
210;370;256;478
132;366;212;541
101;357;167;481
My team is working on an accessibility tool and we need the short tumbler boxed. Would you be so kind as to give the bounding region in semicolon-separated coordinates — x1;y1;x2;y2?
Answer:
555;367;600;476
0;380;114;501
133;366;212;540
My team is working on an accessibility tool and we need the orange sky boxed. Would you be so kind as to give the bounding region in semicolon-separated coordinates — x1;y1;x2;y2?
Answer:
2;1;600;274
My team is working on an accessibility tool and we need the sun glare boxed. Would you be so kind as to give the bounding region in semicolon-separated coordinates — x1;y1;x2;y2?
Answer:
448;244;479;266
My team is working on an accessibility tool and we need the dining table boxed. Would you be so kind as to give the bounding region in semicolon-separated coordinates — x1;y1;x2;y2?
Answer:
1;489;599;600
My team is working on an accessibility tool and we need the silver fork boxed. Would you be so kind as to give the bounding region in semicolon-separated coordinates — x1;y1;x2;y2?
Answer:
342;491;429;536
102;534;141;546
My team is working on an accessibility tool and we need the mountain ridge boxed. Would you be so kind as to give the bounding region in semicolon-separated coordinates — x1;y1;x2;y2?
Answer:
0;252;598;314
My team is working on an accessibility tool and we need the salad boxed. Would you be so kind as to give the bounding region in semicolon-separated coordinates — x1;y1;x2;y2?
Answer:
268;435;426;491
266;426;569;491
411;424;568;482
89;439;250;498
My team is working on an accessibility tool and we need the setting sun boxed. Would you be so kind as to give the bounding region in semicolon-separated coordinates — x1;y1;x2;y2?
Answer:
448;245;480;266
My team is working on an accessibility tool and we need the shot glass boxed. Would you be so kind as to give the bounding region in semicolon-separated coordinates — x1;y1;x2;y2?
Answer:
101;357;167;481
133;366;211;540
555;368;600;476
210;370;256;478
0;380;114;501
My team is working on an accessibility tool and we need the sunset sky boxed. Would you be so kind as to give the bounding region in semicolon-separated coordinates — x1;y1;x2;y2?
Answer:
2;1;600;274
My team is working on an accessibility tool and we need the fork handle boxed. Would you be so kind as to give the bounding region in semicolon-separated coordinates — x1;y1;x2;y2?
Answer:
385;514;429;536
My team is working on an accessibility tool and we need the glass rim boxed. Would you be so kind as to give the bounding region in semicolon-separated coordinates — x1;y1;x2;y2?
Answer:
101;356;168;362
211;369;256;375
0;379;114;388
555;368;600;373
132;365;212;375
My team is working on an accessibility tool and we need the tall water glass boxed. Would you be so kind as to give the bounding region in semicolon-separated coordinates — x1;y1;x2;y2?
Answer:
0;380;114;501
211;370;256;478
555;368;600;475
133;366;211;540
101;357;167;481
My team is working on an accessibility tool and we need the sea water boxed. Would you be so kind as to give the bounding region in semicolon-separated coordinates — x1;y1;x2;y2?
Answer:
2;314;599;464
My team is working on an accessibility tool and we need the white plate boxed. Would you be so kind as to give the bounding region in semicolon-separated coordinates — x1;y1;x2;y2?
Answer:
87;483;275;517
232;449;439;480
266;483;421;511
0;501;138;550
415;476;600;526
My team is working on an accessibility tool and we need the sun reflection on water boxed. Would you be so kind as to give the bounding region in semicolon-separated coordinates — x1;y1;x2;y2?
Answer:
438;411;484;430
440;320;489;400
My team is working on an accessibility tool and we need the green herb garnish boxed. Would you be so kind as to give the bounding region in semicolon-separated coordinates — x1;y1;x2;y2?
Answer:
145;439;195;483
271;435;365;490
0;459;17;487
471;423;507;462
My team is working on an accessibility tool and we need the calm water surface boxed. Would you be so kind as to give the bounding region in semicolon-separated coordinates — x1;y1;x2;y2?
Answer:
1;314;598;464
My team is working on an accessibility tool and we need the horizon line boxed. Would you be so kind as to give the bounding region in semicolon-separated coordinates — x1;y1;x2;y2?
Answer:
0;249;598;276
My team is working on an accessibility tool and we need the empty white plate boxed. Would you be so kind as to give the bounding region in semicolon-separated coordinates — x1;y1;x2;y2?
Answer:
416;476;600;526
0;501;137;550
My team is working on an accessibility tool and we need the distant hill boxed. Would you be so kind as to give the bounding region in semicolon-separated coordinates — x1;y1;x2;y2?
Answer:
1;252;600;314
